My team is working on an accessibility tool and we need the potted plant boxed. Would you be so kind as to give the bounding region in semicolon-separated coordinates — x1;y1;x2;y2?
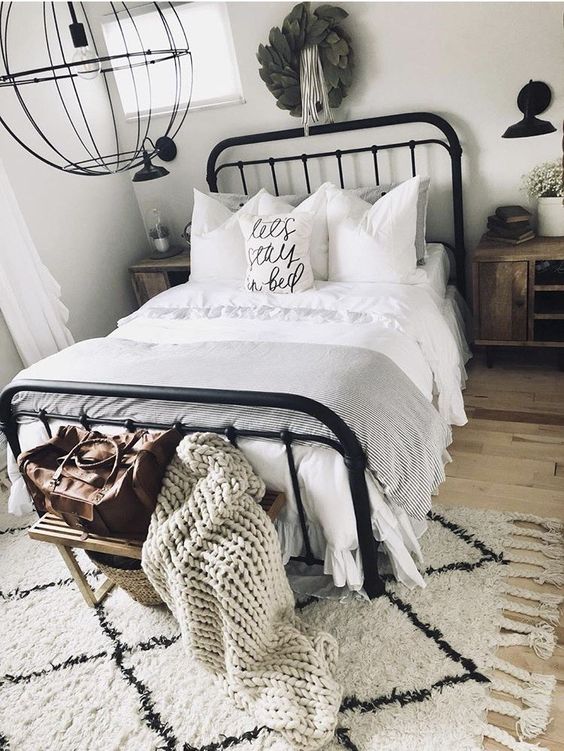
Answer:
148;210;171;253
522;159;564;237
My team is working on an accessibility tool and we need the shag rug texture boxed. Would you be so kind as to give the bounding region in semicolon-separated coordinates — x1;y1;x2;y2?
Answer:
0;476;562;751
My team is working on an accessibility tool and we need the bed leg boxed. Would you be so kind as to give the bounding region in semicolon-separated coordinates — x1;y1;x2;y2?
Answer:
346;457;385;599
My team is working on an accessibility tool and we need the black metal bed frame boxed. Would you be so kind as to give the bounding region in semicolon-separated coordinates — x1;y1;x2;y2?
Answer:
0;113;466;600
206;112;466;293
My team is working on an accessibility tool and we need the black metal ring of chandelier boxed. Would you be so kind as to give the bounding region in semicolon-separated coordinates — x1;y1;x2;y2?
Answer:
0;2;193;176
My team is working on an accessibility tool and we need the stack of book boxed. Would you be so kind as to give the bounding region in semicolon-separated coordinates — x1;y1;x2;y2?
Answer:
486;206;535;245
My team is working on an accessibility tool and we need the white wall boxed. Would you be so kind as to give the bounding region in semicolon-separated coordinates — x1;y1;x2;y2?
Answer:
133;1;564;266
0;144;149;342
0;2;151;388
0;312;22;386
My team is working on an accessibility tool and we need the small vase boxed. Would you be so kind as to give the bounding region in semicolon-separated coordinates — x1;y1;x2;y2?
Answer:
153;237;170;253
537;196;564;237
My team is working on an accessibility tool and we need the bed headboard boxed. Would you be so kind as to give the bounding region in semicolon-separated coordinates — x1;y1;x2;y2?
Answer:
206;112;465;294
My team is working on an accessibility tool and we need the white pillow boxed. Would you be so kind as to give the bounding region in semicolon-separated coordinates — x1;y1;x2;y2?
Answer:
327;176;426;284
238;211;315;294
257;182;332;281
206;177;430;265
190;188;267;282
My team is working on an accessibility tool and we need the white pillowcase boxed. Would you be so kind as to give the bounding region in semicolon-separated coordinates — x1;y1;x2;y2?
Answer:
327;176;426;284
190;188;268;282
238;212;315;294
258;182;332;281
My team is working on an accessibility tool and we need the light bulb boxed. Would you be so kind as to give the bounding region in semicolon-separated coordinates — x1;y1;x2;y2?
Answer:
72;46;101;80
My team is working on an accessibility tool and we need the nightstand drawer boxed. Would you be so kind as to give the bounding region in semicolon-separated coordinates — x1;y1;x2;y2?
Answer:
477;261;528;341
130;270;171;305
129;250;190;306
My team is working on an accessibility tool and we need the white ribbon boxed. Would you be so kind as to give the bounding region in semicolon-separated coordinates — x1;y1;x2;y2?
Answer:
299;45;333;136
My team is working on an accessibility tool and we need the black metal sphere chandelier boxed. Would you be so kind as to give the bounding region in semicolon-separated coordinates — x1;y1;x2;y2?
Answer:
0;2;192;177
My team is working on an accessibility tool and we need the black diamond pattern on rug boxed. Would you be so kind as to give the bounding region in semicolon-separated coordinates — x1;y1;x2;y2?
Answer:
0;512;500;751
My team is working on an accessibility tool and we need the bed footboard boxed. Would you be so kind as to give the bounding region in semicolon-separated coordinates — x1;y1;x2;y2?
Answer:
0;379;385;598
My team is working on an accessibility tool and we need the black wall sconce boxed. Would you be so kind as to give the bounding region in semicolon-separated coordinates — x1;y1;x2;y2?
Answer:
132;137;177;183
502;80;557;139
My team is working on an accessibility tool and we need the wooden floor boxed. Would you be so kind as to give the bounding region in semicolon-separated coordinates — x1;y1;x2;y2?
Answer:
440;348;564;751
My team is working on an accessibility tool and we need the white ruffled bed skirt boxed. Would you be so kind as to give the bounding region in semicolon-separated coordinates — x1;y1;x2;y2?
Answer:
7;419;437;592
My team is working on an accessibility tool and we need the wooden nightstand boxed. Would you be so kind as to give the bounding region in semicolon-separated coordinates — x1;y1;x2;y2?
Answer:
129;250;190;306
473;234;564;366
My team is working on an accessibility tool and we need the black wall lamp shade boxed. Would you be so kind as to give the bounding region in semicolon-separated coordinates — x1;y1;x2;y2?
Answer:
132;155;169;182
132;137;176;182
502;80;557;138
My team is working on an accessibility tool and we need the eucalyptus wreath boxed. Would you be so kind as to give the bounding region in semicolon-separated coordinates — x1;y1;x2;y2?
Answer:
257;2;353;118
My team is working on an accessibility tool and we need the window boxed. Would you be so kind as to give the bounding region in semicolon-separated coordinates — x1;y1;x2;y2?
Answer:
101;2;243;120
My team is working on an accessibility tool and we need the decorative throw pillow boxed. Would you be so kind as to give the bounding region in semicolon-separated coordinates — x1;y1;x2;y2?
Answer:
238;212;315;294
258;183;332;281
327;176;426;284
190;188;267;282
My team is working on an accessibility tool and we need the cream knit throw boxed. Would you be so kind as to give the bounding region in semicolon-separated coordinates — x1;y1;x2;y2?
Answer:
142;432;341;750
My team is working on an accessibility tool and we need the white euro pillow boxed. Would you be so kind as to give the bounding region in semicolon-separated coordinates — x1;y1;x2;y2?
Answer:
190;188;267;282
257;182;332;281
327;176;426;284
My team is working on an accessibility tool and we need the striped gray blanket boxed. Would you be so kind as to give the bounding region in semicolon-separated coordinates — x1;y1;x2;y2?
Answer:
10;337;451;518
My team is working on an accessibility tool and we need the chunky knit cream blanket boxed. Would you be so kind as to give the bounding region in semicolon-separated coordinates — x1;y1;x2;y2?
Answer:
142;432;341;750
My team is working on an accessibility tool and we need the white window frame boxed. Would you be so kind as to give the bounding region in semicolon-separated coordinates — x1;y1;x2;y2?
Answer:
101;1;244;122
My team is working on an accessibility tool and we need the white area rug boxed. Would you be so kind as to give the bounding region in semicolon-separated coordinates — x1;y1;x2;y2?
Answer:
0;487;562;751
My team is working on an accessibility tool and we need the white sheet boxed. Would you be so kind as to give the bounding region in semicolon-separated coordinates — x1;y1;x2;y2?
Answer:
422;243;450;297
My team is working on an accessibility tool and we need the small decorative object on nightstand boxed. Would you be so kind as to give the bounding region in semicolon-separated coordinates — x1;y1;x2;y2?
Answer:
485;205;535;245
145;207;183;259
473;234;564;368
129;251;190;306
522;159;564;237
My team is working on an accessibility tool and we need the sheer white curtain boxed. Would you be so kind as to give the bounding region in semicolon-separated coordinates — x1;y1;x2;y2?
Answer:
1;159;75;513
0;159;74;367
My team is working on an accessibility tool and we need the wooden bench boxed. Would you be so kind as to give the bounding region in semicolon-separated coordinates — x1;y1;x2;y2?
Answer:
28;490;287;607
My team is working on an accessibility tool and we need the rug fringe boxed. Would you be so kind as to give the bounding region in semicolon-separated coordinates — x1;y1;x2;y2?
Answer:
491;657;556;693
484;723;549;750
504;513;563;535
506;564;564;587
487;695;553;742
489;675;555;740
502;516;563;586
509;525;563;546
502;594;561;626
508;538;564;560
500;583;563;608
498;616;556;659
483;514;562;750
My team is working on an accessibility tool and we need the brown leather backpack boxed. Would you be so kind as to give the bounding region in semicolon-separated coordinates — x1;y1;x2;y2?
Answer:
19;425;181;541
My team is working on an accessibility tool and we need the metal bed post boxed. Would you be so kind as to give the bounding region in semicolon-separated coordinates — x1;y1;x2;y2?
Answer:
0;379;385;599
